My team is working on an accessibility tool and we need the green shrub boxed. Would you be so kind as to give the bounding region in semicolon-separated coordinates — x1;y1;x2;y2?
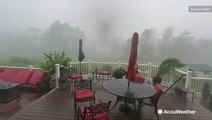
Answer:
40;51;71;79
153;58;184;85
112;67;126;79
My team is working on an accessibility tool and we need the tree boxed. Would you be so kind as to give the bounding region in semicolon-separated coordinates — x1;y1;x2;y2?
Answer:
139;28;156;62
40;20;85;56
159;27;174;58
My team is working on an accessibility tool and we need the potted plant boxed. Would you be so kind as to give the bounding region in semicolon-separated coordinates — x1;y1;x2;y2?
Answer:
112;67;126;79
153;58;185;85
202;82;211;101
40;51;72;88
58;66;70;89
58;76;68;89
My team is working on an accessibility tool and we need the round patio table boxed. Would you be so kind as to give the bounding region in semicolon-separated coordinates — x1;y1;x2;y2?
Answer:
103;79;156;112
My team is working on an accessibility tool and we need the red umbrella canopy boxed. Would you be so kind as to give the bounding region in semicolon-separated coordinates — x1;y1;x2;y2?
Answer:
126;32;139;80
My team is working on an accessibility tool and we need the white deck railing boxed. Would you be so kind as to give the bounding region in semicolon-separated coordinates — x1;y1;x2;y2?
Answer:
1;61;212;94
69;61;212;94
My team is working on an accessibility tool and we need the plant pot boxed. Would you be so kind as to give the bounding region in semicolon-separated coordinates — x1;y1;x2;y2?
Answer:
202;88;210;100
208;94;212;110
114;75;123;79
50;80;56;88
59;83;67;90
153;76;162;85
175;88;183;96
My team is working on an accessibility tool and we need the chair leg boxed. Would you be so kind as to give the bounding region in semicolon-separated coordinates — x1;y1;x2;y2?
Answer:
154;106;159;120
77;107;80;120
74;100;77;115
133;100;137;112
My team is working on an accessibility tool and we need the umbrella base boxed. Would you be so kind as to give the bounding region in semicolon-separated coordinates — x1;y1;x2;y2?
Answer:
118;103;132;113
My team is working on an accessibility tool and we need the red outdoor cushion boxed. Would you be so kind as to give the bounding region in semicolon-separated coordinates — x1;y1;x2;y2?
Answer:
80;106;108;120
0;68;18;81
151;83;163;105
0;72;3;79
68;73;81;79
11;70;33;84
154;83;163;95
99;70;110;75
27;70;45;86
134;76;145;83
75;89;94;100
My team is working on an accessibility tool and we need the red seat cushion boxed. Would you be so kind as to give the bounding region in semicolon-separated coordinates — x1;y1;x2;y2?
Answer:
99;70;110;75
134;76;145;83
154;83;163;94
1;68;18;81
68;73;81;79
11;70;33;84
151;83;163;105
75;89;94;100
0;79;6;82
0;72;3;79
80;106;108;120
27;70;45;85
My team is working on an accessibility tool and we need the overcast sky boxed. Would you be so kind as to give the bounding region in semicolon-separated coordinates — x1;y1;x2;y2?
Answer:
0;0;212;41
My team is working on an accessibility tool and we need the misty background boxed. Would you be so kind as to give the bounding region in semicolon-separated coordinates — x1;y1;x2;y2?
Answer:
0;0;212;66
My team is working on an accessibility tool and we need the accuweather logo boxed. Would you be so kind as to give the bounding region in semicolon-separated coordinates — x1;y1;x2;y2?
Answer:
157;109;196;115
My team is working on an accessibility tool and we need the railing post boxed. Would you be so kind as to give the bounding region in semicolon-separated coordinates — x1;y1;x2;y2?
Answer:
185;71;192;89
69;63;72;67
171;69;176;84
89;59;92;73
28;65;33;71
55;64;60;89
147;62;152;80
117;61;121;68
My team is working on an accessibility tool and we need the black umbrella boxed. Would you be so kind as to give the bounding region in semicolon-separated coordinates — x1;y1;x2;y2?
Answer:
79;39;85;74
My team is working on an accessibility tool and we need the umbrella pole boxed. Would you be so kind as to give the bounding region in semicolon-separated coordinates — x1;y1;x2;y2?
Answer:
127;80;130;90
80;61;82;75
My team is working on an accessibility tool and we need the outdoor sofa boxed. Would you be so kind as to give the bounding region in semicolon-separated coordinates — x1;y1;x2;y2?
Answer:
0;68;51;93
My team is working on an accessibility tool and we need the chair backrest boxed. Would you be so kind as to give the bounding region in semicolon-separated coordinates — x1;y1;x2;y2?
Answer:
150;83;163;106
74;79;92;91
82;101;112;120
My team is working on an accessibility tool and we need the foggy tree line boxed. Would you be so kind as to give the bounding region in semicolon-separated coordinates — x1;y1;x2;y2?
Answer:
0;20;85;57
0;20;212;65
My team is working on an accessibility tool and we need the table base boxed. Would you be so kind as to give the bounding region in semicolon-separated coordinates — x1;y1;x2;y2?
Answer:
110;96;138;112
118;103;132;113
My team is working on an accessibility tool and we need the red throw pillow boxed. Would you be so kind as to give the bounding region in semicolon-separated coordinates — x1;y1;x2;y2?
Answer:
1;68;18;81
0;72;3;79
27;70;45;85
11;70;33;84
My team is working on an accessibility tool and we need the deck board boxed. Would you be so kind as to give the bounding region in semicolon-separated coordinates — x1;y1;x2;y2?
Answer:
9;85;212;120
0;92;41;120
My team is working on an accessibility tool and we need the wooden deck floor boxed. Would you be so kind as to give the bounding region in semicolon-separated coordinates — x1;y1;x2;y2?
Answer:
8;85;212;120
0;92;42;120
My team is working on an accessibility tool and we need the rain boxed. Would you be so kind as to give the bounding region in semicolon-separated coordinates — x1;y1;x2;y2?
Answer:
0;0;212;66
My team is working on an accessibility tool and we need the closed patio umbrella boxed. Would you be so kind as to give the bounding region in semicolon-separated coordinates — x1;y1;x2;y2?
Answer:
79;39;85;74
126;32;139;88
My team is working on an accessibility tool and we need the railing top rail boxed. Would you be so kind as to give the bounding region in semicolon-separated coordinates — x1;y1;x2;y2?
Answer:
0;66;42;70
70;62;90;64
174;69;188;74
192;77;212;80
70;61;158;67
